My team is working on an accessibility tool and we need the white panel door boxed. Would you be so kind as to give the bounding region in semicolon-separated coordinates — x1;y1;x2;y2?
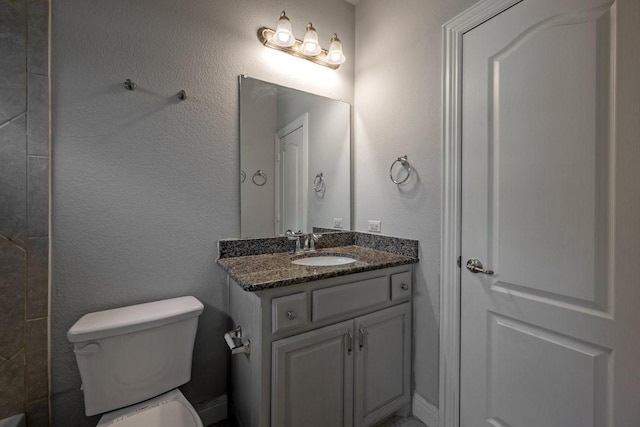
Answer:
275;114;308;235
460;0;638;425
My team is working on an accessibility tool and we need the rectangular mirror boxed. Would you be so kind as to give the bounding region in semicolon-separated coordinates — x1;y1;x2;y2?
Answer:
240;76;351;238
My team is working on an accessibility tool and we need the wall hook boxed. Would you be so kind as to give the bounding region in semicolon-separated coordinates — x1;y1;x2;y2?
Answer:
123;79;136;91
177;90;187;101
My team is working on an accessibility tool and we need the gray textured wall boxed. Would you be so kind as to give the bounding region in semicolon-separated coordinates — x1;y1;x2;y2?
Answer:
50;0;354;425
0;0;50;425
353;0;478;406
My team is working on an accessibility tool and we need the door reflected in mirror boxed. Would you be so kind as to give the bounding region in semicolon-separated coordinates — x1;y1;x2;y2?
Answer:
240;76;351;238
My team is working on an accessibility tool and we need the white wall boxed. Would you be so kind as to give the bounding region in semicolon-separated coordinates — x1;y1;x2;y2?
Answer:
50;0;354;425
353;0;478;406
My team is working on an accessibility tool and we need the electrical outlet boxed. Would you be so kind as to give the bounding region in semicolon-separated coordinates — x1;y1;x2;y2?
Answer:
333;218;343;229
368;220;381;233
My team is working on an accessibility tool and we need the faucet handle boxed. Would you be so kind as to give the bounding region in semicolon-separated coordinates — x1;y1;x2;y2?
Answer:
309;233;320;251
285;229;299;240
285;230;305;254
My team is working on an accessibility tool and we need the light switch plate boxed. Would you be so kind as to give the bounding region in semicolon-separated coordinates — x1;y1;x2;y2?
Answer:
368;220;381;233
333;218;343;229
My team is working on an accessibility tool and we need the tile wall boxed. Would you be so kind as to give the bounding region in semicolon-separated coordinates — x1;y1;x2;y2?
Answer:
0;0;50;425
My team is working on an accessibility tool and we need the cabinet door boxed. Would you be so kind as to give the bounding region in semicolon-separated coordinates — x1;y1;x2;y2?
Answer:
354;303;411;426
272;320;354;427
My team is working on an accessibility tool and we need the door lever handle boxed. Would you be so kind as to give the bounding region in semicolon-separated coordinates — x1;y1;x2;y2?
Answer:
466;259;494;275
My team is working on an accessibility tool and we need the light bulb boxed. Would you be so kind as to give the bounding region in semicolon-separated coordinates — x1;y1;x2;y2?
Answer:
272;11;295;47
301;22;321;56
326;33;346;65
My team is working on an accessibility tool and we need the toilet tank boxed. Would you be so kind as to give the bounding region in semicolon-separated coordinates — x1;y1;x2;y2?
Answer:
67;296;204;416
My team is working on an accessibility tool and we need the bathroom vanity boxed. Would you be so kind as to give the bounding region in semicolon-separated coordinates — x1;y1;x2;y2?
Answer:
218;234;418;427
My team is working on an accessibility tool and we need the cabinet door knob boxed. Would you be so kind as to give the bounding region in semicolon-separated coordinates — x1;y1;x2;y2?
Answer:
286;310;297;320
401;283;409;290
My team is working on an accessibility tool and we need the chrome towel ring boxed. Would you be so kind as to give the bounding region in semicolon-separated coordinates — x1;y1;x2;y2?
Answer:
240;170;246;184
313;172;326;192
252;170;267;186
389;155;412;185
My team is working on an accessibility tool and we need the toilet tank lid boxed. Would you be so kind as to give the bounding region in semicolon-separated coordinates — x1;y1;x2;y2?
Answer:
67;296;204;343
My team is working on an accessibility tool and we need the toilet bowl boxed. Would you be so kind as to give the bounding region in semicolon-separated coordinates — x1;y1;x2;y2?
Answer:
67;296;205;427
96;389;202;427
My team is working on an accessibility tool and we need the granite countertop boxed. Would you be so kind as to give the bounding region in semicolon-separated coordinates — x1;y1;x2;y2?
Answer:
217;245;418;292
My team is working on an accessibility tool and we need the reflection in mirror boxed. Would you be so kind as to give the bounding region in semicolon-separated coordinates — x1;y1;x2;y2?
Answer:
240;76;351;238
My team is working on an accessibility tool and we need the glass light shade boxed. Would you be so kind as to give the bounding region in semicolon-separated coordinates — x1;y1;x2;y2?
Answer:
301;23;321;56
272;11;295;47
326;34;346;65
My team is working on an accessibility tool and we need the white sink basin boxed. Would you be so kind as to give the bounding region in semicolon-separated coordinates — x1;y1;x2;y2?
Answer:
291;255;357;267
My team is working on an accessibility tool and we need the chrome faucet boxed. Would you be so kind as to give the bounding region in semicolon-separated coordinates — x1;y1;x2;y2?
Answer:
285;230;305;254
304;233;319;252
285;230;320;254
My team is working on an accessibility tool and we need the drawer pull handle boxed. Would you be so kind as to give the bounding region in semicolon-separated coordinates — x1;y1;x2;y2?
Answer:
286;310;297;320
401;283;409;291
358;327;367;350
347;331;353;355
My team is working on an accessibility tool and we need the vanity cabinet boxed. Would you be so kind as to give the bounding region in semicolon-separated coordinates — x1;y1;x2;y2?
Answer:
272;303;411;427
227;265;413;427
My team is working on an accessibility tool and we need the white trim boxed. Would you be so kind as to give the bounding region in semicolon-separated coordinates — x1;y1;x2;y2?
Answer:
194;393;227;426
439;2;521;427
412;393;439;427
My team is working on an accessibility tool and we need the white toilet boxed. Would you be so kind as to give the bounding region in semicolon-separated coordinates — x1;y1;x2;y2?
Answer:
67;296;205;427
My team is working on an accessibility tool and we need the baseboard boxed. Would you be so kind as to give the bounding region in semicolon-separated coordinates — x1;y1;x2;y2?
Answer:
194;393;227;426
413;393;439;427
194;392;436;427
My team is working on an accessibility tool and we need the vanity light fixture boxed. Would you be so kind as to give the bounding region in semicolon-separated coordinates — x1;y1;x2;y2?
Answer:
258;11;346;70
326;34;346;65
301;23;321;56
272;11;295;47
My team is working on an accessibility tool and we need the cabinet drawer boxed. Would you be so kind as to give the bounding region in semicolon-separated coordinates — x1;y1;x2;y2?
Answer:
272;293;308;334
391;271;412;301
312;276;389;322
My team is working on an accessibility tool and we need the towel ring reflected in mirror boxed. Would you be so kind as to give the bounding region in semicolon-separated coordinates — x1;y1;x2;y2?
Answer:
241;170;246;184
389;155;412;185
252;170;267;186
313;172;326;193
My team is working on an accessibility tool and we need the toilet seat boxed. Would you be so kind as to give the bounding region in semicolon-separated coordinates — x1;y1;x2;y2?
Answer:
96;389;203;427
